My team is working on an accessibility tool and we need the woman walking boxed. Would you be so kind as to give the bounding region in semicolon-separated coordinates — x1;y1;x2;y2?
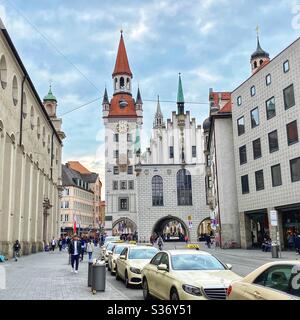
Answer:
86;239;95;262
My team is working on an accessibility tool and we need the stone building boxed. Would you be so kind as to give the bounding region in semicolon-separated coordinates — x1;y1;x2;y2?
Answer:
203;91;240;248
137;76;210;243
0;19;64;257
61;162;102;236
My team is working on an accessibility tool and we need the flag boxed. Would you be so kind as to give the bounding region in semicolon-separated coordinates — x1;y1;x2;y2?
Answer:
73;215;77;234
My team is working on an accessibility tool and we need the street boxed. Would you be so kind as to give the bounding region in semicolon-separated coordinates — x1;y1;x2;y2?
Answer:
0;243;298;300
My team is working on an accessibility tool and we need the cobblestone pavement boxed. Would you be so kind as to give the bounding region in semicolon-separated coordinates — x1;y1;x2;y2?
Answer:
0;247;142;300
0;243;299;300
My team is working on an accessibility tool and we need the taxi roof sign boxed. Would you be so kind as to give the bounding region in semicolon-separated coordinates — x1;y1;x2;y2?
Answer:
186;244;200;249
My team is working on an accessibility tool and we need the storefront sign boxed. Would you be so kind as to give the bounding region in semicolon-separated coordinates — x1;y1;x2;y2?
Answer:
270;210;278;227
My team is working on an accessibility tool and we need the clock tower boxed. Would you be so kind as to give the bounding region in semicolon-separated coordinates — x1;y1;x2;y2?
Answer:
102;31;143;236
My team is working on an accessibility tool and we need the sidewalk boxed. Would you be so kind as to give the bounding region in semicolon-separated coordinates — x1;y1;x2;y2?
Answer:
0;247;128;300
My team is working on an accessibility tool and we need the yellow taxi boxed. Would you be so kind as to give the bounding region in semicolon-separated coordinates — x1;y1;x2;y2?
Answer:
107;242;136;275
115;246;159;287
100;237;120;258
141;249;241;300
103;240;123;264
227;261;300;300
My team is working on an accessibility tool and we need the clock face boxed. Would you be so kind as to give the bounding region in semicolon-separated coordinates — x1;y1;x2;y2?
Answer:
118;120;128;133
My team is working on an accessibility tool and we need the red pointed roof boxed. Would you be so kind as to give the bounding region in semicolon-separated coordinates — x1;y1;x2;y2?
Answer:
112;33;132;77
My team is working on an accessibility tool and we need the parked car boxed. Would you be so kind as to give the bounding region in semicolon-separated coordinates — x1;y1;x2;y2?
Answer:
141;249;241;300
107;243;136;274
227;261;300;300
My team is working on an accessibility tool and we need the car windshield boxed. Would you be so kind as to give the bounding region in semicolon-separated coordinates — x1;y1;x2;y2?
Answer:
171;254;226;271
128;248;158;259
114;246;126;254
106;243;115;251
105;237;119;244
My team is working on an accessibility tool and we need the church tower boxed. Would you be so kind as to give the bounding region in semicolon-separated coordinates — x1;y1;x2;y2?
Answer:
153;95;165;129
102;31;143;236
250;30;270;74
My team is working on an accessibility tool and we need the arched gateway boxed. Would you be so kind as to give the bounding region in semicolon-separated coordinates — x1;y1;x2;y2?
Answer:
152;216;189;242
112;218;137;237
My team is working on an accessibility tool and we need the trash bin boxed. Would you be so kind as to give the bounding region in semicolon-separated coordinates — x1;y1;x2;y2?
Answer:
91;261;106;294
271;244;279;258
88;262;93;287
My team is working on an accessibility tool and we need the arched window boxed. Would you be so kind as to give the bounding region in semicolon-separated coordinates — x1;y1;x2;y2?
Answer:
120;77;125;88
253;61;257;69
152;175;163;206
177;169;192;206
37;117;40;138
114;78;118;90
42;126;46;146
47;134;51;153
12;75;18;106
30;106;34;130
0;55;7;89
22;92;27;118
260;59;264;66
126;78;130;90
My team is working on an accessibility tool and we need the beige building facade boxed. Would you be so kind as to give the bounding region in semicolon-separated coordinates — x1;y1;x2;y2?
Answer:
0;19;64;257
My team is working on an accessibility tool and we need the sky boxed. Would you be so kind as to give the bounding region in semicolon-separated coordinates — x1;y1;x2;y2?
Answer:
0;0;299;197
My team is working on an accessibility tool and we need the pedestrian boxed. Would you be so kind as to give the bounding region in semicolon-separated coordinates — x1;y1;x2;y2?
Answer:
58;238;63;251
51;237;56;252
86;239;94;262
13;240;21;261
295;234;300;255
205;234;211;249
80;237;86;261
69;234;82;273
184;235;189;244
157;236;164;250
287;233;295;251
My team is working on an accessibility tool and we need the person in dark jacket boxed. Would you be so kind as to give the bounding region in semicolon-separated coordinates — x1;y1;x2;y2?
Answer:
295;235;300;255
68;234;82;273
13;240;21;261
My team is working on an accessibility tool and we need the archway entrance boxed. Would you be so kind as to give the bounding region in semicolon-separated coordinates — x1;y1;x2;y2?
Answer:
152;216;189;242
197;218;214;241
112;218;137;240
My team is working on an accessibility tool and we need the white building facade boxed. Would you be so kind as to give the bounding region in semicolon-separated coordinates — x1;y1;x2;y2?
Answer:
0;20;64;257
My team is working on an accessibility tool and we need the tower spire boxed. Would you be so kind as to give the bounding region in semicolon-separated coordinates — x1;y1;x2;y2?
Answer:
112;31;132;78
177;73;185;115
153;95;164;129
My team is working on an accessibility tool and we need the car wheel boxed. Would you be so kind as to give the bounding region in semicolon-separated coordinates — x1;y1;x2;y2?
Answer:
170;288;180;301
111;268;115;276
143;278;151;300
125;271;130;288
115;268;121;281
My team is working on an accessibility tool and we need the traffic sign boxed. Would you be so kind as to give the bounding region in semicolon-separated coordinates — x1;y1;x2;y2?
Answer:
270;210;278;227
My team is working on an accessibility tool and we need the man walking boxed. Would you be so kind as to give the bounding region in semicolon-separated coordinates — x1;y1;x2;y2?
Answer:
69;234;82;273
86;239;95;262
13;240;21;261
58;238;63;252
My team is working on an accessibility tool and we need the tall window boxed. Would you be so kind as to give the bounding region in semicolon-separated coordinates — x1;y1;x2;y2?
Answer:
169;146;174;159
266;97;276;120
284;84;295;110
119;198;129;211
120;77;125;89
241;175;249;194
127;166;133;174
177;169;192;206
283;60;290;73
237;96;242;106
251;107;259;128
128;180;134;190
114;134;119;142
127;133;132;142
152;176;163;206
113;166;119;175
271;164;282;187
255;170;265;191
239;145;247;165
237;116;245;136
113;181;118;190
290;157;300;183
286;120;298;145
192;146;197;158
268;130;279;153
250;86;256;97
253;138;262;159
114;150;119;158
266;74;271;86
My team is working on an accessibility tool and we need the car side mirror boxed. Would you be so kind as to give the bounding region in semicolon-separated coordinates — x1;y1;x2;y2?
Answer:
157;264;168;271
120;255;126;260
226;264;233;270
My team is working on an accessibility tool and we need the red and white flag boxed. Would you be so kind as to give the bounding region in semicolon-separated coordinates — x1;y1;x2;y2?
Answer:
73;215;77;234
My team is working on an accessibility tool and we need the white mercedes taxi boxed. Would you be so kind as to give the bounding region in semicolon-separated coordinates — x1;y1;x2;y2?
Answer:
141;249;241;300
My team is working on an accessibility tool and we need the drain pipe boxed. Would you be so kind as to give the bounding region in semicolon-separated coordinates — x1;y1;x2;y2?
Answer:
19;75;27;147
